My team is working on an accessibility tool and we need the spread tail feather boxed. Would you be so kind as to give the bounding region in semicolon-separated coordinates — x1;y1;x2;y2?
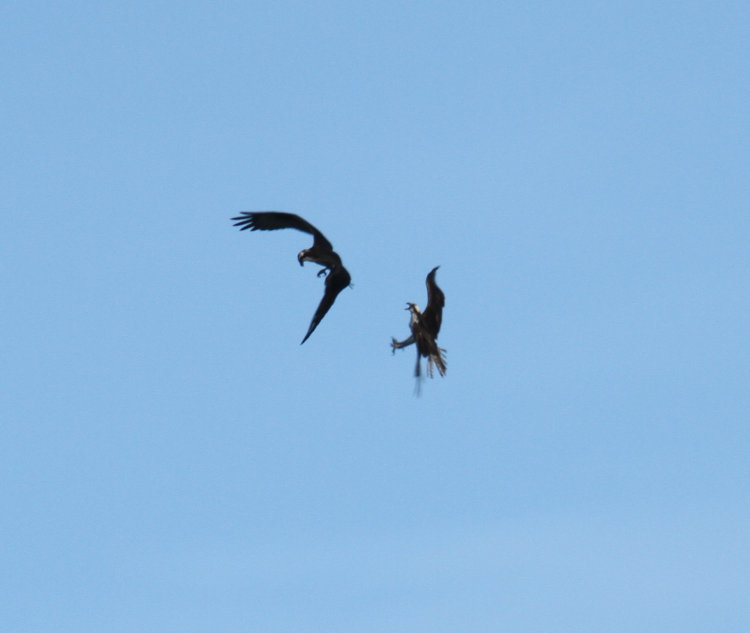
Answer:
430;347;447;377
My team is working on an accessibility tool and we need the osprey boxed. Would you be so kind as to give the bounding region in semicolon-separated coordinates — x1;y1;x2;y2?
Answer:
391;266;446;387
231;211;351;344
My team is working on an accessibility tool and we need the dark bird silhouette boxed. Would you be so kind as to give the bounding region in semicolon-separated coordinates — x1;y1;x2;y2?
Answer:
391;266;446;388
231;211;351;344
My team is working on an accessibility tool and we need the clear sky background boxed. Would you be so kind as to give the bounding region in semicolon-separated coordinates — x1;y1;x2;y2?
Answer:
3;2;750;631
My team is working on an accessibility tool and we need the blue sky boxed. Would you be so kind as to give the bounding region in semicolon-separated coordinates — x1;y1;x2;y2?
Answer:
3;1;750;631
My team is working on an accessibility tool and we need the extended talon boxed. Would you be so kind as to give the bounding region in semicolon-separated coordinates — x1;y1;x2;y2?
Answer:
317;268;328;278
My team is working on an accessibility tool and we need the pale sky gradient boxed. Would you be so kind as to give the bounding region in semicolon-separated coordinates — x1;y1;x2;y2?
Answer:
3;2;750;631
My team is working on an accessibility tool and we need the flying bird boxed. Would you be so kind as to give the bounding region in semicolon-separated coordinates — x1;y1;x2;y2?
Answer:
391;266;446;388
231;211;351;344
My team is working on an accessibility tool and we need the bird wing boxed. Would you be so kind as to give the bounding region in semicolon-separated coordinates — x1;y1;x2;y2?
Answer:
300;265;351;344
421;266;445;338
231;211;334;252
391;334;415;351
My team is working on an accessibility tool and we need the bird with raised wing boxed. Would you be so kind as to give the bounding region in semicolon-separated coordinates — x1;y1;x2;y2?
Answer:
391;266;446;388
232;211;351;344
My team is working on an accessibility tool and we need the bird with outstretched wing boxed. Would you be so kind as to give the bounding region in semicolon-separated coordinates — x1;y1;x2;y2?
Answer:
391;266;446;389
232;211;351;344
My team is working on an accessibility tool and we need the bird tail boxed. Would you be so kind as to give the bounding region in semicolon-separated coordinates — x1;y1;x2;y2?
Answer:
427;347;447;378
